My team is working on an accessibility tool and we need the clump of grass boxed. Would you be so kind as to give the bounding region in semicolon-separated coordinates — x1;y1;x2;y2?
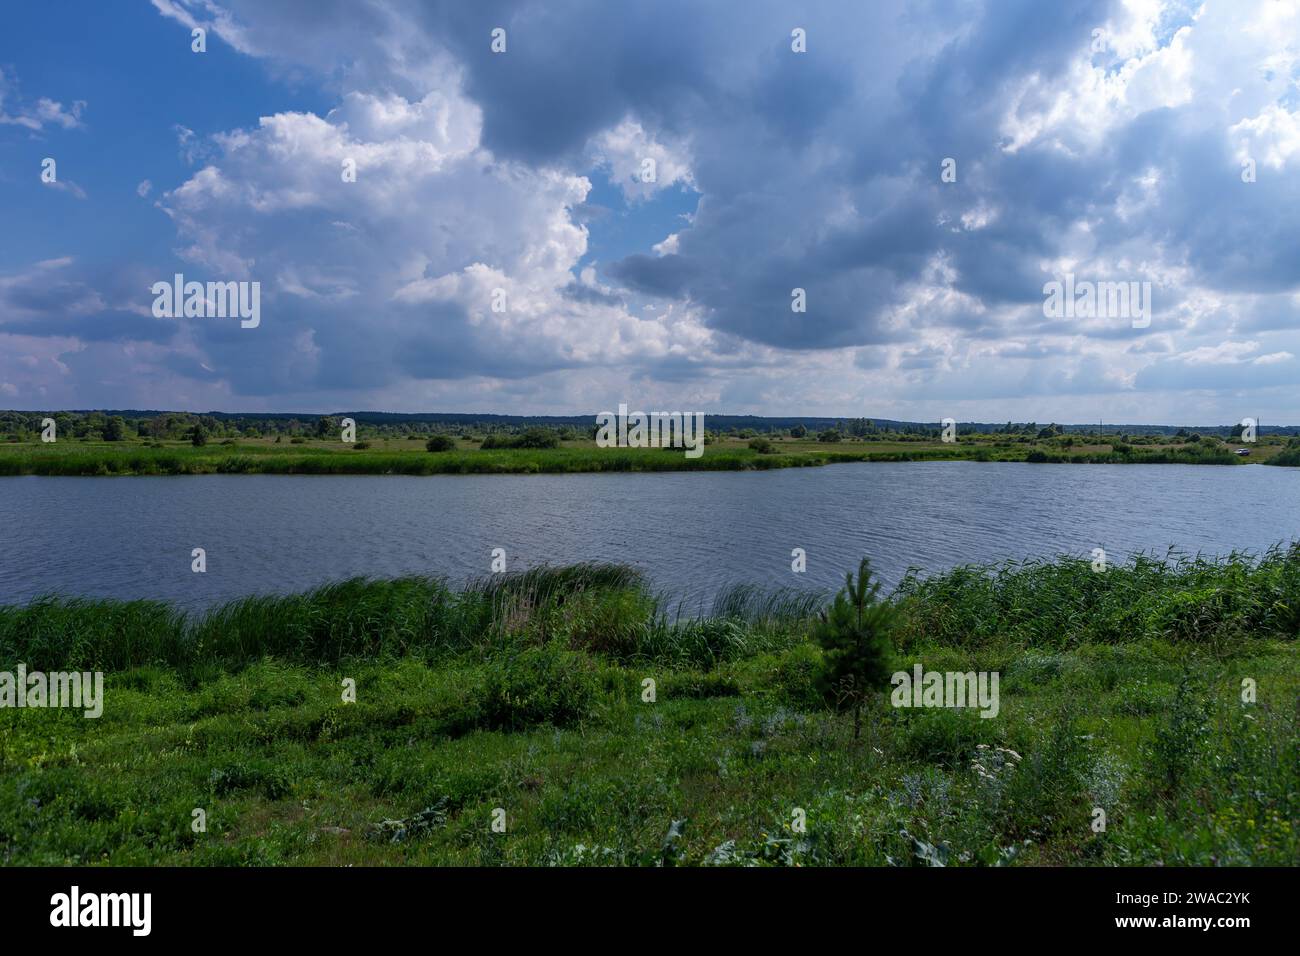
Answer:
0;597;187;671
710;583;825;623
892;544;1300;650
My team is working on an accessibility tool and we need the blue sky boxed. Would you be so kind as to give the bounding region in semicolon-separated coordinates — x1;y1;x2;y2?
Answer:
1;0;1299;423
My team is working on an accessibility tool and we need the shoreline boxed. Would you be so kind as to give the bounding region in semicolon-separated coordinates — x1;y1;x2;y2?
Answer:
0;439;1282;477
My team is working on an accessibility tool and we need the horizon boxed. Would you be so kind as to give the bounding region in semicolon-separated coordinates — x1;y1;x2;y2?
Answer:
2;405;1293;432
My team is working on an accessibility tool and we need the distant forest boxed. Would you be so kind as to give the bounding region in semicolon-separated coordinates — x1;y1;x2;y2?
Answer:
1;409;1296;443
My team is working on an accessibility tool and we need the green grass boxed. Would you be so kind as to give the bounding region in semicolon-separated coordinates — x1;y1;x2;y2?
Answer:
0;432;1283;476
1;553;1295;866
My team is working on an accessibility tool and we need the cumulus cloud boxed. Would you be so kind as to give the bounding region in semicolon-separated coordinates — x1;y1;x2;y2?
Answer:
9;0;1300;421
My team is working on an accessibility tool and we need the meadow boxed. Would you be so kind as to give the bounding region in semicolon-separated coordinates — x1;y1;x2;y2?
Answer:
0;431;1286;476
1;551;1295;866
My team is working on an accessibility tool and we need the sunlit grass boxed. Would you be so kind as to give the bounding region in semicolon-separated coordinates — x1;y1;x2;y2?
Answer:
0;552;1295;866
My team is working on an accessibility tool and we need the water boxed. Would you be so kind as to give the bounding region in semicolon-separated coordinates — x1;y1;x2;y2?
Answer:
2;462;1298;611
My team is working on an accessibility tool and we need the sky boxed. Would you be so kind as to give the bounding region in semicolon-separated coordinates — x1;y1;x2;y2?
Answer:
1;0;1298;423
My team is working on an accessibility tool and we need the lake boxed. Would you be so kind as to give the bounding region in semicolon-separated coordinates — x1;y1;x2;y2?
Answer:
2;462;1298;611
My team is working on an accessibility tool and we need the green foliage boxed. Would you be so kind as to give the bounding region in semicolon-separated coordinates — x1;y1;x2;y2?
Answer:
425;434;455;452
477;645;600;730
102;416;127;442
481;427;561;450
0;556;1296;866
893;545;1300;650
1149;671;1211;792
811;558;897;737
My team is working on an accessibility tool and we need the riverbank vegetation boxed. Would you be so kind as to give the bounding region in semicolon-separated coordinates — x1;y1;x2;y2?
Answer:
2;550;1295;865
1;409;1295;475
0;428;1290;476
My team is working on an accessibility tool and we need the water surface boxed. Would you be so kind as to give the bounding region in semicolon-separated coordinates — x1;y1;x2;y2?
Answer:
2;462;1297;610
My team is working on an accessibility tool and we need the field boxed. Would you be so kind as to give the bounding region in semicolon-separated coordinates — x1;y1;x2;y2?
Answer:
0;432;1289;476
1;552;1296;866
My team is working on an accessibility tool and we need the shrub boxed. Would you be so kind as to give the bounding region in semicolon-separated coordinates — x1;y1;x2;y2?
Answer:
817;429;842;443
480;427;561;450
190;425;207;447
426;435;456;452
515;427;561;449
477;645;600;730
748;437;774;454
1149;672;1210;792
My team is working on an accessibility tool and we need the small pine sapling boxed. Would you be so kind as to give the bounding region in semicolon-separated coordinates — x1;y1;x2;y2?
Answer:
813;558;897;739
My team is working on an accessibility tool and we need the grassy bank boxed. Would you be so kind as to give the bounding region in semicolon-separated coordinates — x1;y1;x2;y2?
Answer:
0;432;1285;476
1;553;1296;866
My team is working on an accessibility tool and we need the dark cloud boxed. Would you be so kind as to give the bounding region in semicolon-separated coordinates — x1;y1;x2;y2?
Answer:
2;310;177;344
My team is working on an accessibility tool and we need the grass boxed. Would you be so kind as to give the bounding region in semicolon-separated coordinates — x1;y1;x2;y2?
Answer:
0;432;1287;476
0;553;1295;866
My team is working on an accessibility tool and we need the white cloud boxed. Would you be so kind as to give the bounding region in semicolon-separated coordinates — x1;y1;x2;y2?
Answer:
0;67;86;131
588;119;695;202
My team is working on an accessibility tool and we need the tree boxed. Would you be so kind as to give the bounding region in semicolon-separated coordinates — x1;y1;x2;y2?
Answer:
789;424;807;438
102;416;127;442
817;428;842;443
426;434;455;452
190;424;207;447
812;558;897;740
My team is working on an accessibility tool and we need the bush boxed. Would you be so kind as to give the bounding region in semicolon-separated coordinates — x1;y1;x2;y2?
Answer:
1149;672;1210;792
748;437;774;454
817;429;842;443
515;427;561;449
477;645;600;730
425;435;456;452
480;427;561;450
